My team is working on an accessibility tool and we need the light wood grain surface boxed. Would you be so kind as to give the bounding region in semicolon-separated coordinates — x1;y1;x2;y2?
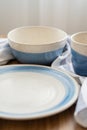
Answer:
0;105;86;130
0;35;86;130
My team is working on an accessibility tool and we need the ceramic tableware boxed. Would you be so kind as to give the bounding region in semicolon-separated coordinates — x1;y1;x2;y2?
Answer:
71;31;87;76
0;65;79;119
8;26;67;65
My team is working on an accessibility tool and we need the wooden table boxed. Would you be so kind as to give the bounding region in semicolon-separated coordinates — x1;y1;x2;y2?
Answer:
0;36;86;130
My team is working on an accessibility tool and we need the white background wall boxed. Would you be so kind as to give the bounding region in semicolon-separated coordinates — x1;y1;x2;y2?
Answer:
39;0;68;33
0;0;39;35
67;0;87;34
39;0;87;34
0;0;87;35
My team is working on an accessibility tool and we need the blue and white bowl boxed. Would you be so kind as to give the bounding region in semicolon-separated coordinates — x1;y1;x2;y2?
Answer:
8;26;67;65
71;31;87;76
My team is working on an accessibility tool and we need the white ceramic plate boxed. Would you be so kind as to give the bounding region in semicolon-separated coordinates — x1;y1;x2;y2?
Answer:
0;65;79;120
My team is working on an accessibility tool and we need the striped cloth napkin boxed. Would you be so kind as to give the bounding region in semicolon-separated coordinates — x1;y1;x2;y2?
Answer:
74;78;87;128
0;38;15;65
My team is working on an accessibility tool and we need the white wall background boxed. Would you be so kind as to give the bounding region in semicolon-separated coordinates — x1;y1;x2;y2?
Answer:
0;0;39;35
39;0;87;34
0;0;87;35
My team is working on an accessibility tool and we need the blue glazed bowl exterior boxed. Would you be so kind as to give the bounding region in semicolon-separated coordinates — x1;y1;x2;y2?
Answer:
11;47;63;65
71;49;87;76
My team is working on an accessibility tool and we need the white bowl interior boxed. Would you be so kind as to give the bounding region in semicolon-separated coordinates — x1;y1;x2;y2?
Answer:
8;26;67;45
72;32;87;44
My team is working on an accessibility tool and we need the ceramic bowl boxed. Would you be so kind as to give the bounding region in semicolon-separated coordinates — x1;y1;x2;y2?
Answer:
8;26;67;65
71;31;87;76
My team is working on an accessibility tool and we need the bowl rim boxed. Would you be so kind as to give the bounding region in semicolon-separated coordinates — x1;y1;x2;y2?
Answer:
71;31;87;46
7;26;67;46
